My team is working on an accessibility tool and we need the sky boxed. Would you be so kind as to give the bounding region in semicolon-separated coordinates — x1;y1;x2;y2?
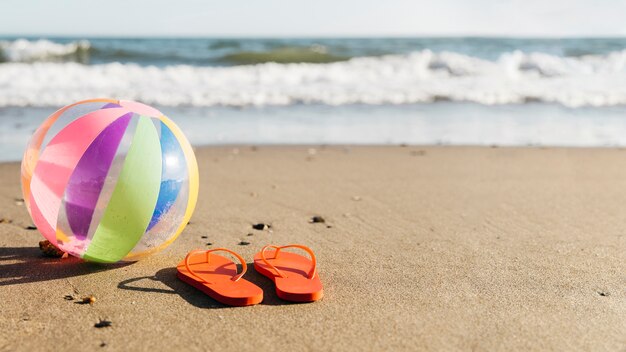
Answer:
0;0;625;37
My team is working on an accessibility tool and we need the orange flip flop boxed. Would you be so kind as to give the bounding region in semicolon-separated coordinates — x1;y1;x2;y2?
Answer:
254;244;323;302
177;248;263;306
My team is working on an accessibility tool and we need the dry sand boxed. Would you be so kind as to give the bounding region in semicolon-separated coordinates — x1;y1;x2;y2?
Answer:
0;146;624;351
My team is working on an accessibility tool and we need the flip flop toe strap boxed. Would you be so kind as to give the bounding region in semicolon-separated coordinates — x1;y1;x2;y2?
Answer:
260;244;317;279
184;248;248;284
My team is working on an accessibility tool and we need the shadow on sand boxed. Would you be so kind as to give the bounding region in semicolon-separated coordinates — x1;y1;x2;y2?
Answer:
0;246;133;286
2;246;296;308
117;263;292;308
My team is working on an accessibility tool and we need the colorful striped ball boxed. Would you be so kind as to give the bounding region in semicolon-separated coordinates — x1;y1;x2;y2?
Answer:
21;99;199;263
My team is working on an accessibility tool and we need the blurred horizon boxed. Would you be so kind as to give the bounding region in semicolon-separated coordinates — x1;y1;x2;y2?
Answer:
1;0;625;37
3;35;626;39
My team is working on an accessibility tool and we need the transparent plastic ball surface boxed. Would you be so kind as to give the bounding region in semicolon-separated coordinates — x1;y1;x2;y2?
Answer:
21;99;198;263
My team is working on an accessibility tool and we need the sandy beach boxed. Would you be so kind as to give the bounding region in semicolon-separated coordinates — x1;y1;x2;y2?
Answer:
1;146;624;351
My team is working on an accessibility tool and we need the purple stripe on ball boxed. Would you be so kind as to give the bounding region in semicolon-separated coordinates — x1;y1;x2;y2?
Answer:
64;113;132;239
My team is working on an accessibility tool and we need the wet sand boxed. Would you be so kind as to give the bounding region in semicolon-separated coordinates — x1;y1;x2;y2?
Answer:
0;146;624;351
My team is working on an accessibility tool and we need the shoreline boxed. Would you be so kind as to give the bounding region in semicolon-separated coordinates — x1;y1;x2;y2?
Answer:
6;103;626;163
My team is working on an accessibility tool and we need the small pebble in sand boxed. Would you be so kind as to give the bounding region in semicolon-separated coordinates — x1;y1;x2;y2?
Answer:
247;233;254;236
14;198;24;206
201;235;208;239
238;241;250;246
26;225;37;230
94;320;112;328
271;184;277;189
309;216;325;224
0;218;12;224
326;225;333;229
351;196;362;201
100;342;107;348
206;242;213;246
64;295;75;301
77;295;96;305
250;192;258;197
39;240;67;258
598;291;610;297
252;223;270;230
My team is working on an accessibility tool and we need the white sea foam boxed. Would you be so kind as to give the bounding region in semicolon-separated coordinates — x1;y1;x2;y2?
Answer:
2;49;626;107
0;39;90;62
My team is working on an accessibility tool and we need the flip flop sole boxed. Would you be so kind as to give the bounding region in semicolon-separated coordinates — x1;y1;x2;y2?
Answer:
254;250;323;302
177;253;263;307
177;270;262;306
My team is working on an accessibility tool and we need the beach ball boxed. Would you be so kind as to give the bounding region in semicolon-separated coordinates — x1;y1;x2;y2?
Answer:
21;99;199;263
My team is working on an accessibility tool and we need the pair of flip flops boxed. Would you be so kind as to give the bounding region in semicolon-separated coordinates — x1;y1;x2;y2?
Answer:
176;244;323;306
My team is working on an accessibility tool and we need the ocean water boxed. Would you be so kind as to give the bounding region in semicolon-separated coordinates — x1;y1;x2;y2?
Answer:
1;37;626;161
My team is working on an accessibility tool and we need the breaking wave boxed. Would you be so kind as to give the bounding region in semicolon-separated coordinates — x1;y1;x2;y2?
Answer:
0;39;91;63
2;49;626;107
